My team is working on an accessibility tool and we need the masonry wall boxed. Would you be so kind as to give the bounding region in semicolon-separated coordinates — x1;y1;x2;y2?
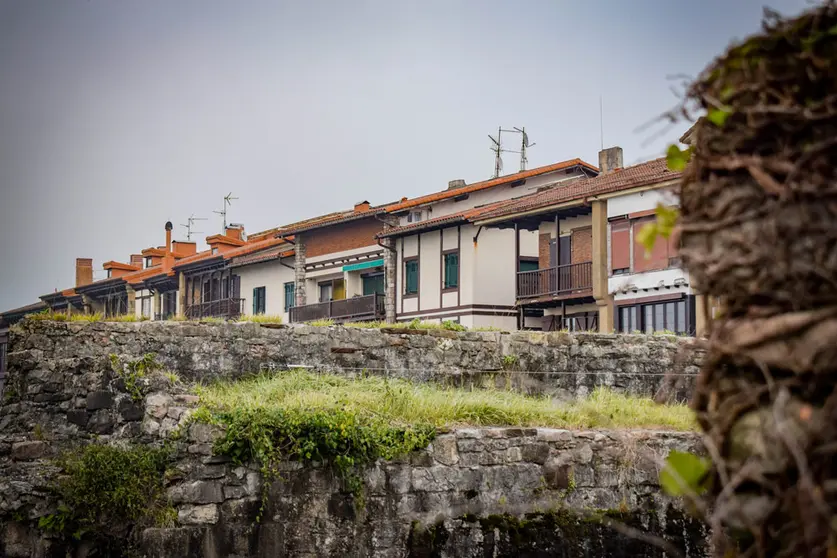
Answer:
5;321;701;402
304;218;382;258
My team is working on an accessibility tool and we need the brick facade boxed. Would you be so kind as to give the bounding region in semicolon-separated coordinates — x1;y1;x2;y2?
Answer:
571;226;592;264
304;218;383;258
538;233;551;268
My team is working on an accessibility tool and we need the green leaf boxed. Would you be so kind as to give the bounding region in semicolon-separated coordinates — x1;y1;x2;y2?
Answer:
636;222;660;255
660;450;710;497
706;107;731;127
654;205;680;240
666;145;691;172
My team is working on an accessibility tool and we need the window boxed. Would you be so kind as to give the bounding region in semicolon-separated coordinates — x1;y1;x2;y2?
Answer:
211;247;219;255
106;269;113;278
284;282;295;311
617;298;691;335
144;256;153;269
362;273;384;296
141;296;152;318
443;252;459;289
252;286;266;315
519;259;539;273
404;259;418;295
319;282;333;303
407;211;422;223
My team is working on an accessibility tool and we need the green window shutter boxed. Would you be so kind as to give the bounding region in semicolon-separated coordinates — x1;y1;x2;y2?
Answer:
252;288;258;315
519;260;539;273
284;283;295;311
444;253;459;289
405;260;418;294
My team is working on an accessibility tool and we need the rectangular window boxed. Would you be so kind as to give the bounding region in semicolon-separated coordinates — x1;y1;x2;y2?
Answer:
443;252;459;289
319;282;333;303
404;259;418;295
284;282;295;311
407;211;422;223
610;218;631;274
252;286;266;315
620;298;690;335
519;259;539;273
141;297;151;318
144;256;153;269
362;273;384;296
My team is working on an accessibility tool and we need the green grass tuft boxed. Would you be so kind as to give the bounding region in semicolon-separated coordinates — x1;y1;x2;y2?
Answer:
238;314;284;324
195;369;696;431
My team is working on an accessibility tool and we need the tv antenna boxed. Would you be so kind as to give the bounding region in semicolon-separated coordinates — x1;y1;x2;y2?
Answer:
489;127;535;177
213;192;238;231
181;214;207;241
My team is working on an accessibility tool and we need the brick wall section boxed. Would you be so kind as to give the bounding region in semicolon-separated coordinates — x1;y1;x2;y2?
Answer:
571;226;592;263
304;218;383;258
538;233;551;268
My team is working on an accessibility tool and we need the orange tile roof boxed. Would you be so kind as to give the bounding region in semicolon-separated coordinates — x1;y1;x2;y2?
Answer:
378;158;678;238
103;261;141;272
171;249;216;270
205;234;246;247
247;211;347;242
231;246;295;268
383;158;598;214
125;266;166;286
221;236;291;260
141;247;166;257
473;157;679;223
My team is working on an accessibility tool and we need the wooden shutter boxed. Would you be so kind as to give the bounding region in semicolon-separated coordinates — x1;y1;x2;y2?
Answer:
633;218;668;272
559;236;571;266
549;238;558;267
610;219;630;271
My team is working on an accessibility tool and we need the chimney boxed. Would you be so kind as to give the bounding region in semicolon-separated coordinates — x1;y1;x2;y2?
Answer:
225;224;245;241
354;200;371;213
447;179;467;190
598;146;624;175
76;258;93;288
130;254;143;268
165;221;173;254
171;241;197;256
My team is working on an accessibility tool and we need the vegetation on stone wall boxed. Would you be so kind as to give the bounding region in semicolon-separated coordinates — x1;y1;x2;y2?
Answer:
39;443;174;551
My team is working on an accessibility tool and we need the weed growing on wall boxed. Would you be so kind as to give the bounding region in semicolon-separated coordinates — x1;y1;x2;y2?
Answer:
109;353;158;401
39;443;173;550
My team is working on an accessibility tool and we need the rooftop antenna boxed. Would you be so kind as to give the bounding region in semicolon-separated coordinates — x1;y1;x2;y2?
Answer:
180;214;207;241
213;192;238;232
491;127;535;175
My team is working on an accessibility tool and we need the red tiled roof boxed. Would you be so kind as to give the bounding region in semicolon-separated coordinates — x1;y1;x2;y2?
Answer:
383;158;598;214
103;261;140;272
221;236;290;260
172;249;216;270
205;234;246;247
231;246;295;267
125;266;166;286
378;158;679;238
247;211;349;242
473;157;679;223
276;208;388;237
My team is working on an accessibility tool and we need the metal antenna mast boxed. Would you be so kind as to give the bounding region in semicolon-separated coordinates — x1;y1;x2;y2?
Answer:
213;192;238;232
180;215;207;241
490;127;535;175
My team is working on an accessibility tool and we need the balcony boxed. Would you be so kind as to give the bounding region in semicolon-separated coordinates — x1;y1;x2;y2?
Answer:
184;297;244;320
290;293;385;323
517;261;593;301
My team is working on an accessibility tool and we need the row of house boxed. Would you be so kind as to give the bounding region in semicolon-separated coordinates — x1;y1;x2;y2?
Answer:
1;139;709;337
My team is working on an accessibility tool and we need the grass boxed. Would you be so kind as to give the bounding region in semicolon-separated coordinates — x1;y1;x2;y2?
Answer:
238;314;284;324
306;318;335;327
26;311;152;323
343;318;466;332
195;369;696;431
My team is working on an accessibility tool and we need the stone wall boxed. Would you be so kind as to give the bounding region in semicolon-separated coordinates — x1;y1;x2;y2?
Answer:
0;320;707;557
7;320;702;402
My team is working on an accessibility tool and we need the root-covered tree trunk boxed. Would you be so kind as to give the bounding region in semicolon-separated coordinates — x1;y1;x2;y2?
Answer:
679;3;837;556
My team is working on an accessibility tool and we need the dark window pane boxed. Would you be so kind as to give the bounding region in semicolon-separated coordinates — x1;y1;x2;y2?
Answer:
676;300;686;333
644;305;654;334
654;304;664;332
665;302;676;331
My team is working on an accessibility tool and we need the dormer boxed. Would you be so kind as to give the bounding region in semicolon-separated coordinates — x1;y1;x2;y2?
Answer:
141;247;166;269
206;234;246;255
103;261;141;279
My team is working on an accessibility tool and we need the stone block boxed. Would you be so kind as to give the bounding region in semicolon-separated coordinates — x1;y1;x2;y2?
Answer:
430;435;459;466
86;411;115;434
536;428;573;443
66;409;89;427
168;480;224;504
145;393;172;419
520;442;551;464
11;441;48;461
177;504;219;525
118;399;143;421
85;391;114;410
189;423;222;444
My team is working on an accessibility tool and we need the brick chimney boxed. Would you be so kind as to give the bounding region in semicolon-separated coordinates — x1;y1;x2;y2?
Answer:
165;221;173;254
130;254;143;268
354;200;371;212
76;258;93;288
598;147;624;174
225;224;245;241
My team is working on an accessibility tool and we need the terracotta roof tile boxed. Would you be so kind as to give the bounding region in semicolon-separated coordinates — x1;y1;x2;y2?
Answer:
247;211;349;242
473;158;679;222
231;246;295;267
383;158;598;214
221;237;291;260
171;249;216;270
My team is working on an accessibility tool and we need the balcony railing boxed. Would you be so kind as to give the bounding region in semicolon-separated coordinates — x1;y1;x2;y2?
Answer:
290;293;385;323
517;261;593;299
184;298;244;320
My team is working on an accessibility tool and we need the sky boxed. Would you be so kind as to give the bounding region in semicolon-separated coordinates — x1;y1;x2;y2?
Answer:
0;0;812;311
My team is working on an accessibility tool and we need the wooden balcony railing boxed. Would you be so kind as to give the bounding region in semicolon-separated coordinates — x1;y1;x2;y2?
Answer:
184;298;244;320
290;293;385;323
517;261;593;299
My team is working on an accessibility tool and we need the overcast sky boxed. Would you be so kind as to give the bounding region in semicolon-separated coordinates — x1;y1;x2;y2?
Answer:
0;0;811;311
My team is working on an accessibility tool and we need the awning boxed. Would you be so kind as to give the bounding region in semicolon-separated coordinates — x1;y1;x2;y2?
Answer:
343;258;384;272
